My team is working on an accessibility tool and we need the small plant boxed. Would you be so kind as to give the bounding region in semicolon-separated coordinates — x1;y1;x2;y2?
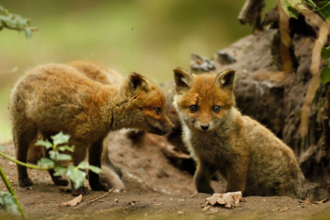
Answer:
36;132;102;189
0;4;38;38
0;132;102;218
321;46;330;85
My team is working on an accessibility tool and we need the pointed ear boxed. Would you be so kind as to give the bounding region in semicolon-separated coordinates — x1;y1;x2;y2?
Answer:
128;72;150;93
215;69;235;90
173;67;194;92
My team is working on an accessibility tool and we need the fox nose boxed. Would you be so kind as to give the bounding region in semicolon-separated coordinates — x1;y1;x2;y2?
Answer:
201;125;209;131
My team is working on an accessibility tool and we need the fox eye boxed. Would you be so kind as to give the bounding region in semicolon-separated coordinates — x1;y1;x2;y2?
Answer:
154;107;161;115
213;105;221;113
189;105;197;113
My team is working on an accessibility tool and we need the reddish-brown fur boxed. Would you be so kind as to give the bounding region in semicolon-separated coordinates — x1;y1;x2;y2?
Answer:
27;61;126;190
173;68;306;199
11;63;173;195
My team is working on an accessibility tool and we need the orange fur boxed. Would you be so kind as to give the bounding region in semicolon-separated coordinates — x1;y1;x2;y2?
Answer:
173;68;306;199
11;63;173;195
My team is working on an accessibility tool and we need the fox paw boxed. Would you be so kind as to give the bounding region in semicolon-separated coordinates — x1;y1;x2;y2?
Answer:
19;177;33;187
91;182;110;192
53;177;69;186
72;186;89;196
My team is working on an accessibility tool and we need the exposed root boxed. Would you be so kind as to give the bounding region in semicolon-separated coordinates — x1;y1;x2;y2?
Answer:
300;22;330;136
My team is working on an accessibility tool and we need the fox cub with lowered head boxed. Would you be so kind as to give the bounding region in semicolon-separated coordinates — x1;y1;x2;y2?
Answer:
11;63;173;195
26;60;127;190
173;68;306;199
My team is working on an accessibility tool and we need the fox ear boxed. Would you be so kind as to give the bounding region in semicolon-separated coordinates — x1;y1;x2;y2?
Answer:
215;69;235;90
128;72;150;93
173;67;193;92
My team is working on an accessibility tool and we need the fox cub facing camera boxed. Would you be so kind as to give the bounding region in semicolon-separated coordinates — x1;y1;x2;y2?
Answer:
11;63;173;195
173;68;306;199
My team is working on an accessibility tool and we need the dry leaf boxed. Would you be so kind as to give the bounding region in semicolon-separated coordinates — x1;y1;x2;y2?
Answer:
205;191;243;208
62;194;82;207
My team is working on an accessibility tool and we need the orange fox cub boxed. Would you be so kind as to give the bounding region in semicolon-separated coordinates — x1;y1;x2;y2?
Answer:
11;63;173;195
26;61;126;190
173;68;306;199
27;60;121;163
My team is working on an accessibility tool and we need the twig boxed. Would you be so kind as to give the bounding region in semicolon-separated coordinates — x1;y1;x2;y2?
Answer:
74;187;115;210
0;150;51;170
0;165;26;219
2;22;39;32
300;22;330;136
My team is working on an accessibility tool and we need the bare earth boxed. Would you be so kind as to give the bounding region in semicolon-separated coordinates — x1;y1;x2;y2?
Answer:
0;131;330;220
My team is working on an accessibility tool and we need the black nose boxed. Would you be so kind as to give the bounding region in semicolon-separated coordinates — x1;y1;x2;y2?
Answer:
201;125;209;131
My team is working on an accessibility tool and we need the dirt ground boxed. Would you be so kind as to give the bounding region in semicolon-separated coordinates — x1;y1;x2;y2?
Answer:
1;131;330;220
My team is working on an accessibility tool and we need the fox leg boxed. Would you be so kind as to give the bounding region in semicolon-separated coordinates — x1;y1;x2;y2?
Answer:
88;139;109;192
44;149;69;186
40;132;69;186
225;158;249;193
14;125;38;187
194;161;216;194
70;139;89;195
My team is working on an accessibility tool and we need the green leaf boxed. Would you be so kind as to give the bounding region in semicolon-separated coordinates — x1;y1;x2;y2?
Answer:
77;161;89;169
24;28;32;38
320;1;330;20
58;145;75;152
0;5;5;12
66;165;86;190
321;46;330;61
280;0;302;19
35;139;52;149
287;6;300;18
0;146;4;152
88;165;102;174
0;191;20;215
51;132;71;146
37;158;55;168
77;161;102;174
49;151;72;161
54;166;67;175
320;66;330;85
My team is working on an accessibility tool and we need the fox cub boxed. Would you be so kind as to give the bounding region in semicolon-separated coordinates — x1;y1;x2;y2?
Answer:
10;63;173;195
26;60;126;190
173;68;306;199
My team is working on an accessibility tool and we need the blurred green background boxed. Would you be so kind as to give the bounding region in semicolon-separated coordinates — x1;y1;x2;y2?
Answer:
0;0;275;143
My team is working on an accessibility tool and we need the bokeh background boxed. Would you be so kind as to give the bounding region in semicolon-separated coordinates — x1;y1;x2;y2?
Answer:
0;0;275;143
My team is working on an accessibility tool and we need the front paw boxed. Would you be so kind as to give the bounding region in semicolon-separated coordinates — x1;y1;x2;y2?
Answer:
71;185;89;196
91;182;110;192
19;177;33;187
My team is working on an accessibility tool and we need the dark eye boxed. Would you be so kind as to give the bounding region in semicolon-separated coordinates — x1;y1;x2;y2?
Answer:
213;105;221;113
189;105;197;113
155;107;161;115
